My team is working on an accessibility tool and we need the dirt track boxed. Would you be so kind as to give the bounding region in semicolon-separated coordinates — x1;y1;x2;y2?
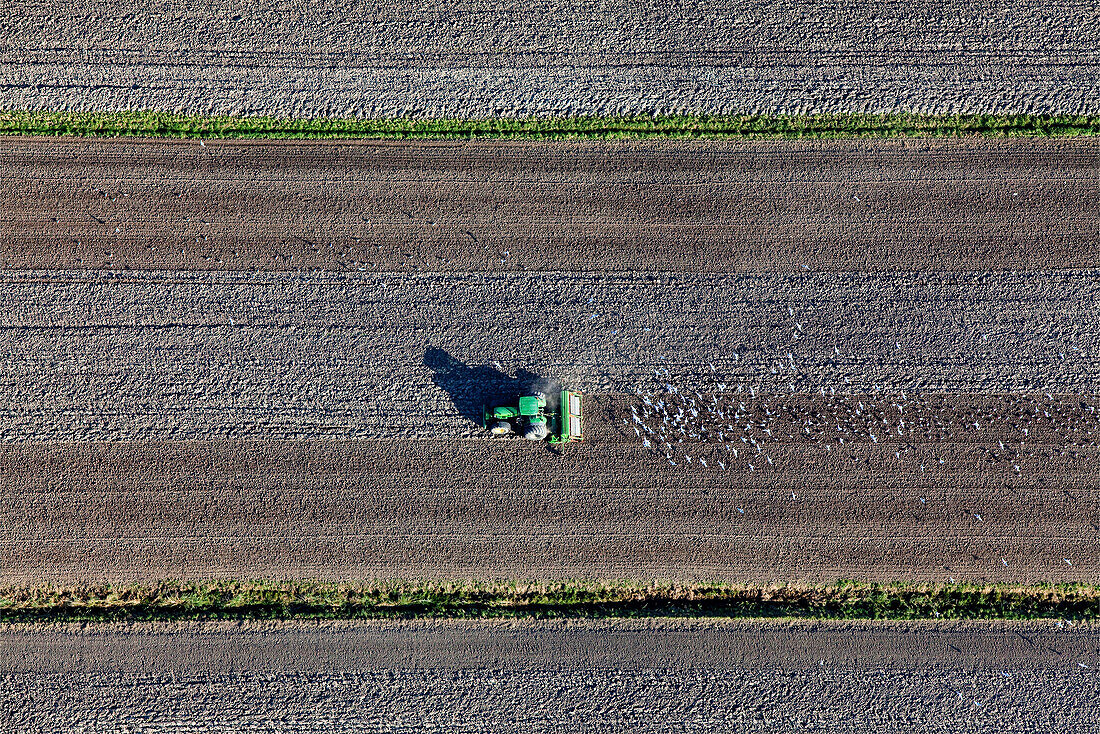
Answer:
0;137;1099;583
3;619;1098;732
4;1;1100;116
3;137;1099;272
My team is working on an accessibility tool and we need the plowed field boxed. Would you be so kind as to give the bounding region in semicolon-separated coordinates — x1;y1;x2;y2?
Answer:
0;137;1098;584
3;1;1100;115
3;619;1097;732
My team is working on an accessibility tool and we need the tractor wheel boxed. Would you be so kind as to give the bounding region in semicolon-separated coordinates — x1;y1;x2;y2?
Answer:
489;421;513;436
524;423;549;441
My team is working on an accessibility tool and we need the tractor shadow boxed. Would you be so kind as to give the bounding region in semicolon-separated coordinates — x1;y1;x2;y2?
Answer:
424;347;548;428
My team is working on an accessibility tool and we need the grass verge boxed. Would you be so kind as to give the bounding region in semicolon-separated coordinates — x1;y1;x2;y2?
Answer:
2;580;1099;623
2;111;1100;140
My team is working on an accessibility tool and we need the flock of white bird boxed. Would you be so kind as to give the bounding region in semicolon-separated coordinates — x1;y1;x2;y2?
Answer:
623;301;1100;475
626;382;1100;476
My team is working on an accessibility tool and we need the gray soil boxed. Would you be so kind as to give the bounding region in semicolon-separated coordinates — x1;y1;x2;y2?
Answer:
3;1;1100;116
0;268;1098;441
0;137;1099;584
2;137;1098;273
2;619;1098;732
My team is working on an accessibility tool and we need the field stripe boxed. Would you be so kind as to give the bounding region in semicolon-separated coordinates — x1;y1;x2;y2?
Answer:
0;137;1097;272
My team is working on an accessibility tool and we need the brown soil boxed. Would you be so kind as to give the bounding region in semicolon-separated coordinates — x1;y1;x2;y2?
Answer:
2;136;1098;272
3;399;1099;585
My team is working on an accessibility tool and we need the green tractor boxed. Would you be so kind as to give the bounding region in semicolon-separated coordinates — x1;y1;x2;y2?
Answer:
482;390;583;443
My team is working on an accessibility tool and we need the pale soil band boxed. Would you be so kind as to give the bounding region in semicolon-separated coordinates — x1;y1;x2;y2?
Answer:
0;268;1098;445
1;620;1097;732
3;1;1100;115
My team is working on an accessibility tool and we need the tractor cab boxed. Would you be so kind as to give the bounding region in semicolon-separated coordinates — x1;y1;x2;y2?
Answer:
483;390;583;444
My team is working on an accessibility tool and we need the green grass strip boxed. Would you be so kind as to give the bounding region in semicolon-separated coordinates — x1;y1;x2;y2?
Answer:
1;110;1100;140
2;580;1099;623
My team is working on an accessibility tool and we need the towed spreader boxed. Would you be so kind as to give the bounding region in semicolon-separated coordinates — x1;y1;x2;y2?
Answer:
482;390;583;443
